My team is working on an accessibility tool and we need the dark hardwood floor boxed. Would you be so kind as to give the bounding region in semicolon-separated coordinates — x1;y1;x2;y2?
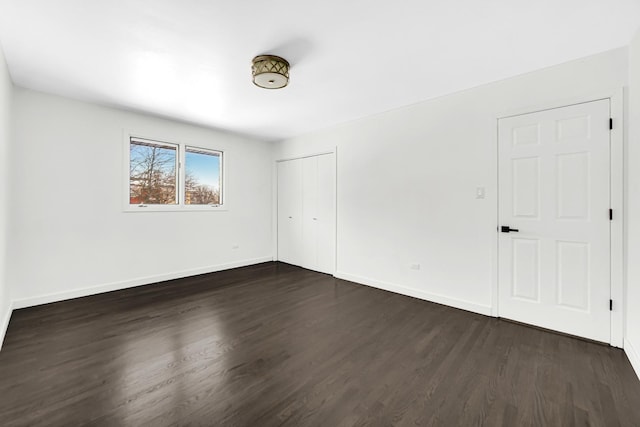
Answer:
0;262;639;426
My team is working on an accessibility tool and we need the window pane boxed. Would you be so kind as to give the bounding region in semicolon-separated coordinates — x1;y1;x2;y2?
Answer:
129;139;177;205
185;148;222;205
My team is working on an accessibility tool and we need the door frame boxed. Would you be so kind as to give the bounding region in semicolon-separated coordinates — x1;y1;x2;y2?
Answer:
493;88;624;347
273;150;338;275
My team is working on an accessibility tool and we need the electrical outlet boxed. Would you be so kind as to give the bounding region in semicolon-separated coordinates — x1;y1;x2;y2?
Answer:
232;245;240;250
410;264;421;270
476;187;486;199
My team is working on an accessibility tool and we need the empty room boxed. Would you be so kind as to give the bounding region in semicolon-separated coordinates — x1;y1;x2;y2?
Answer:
1;0;640;425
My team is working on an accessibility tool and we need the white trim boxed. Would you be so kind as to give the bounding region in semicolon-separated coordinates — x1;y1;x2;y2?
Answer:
334;147;339;274
494;88;625;347
11;256;273;310
335;271;493;316
123;205;229;213
0;299;13;351
495;88;624;120
271;156;279;261
491;116;500;317
276;150;335;163
625;338;640;381
610;88;624;348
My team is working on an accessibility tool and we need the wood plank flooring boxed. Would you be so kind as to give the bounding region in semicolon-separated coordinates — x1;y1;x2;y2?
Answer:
0;262;639;426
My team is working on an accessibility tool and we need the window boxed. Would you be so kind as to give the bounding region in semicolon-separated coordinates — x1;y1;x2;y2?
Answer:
129;138;178;205
126;135;224;210
185;147;222;205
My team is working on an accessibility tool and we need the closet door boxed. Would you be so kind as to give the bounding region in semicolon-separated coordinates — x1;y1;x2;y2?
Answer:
302;156;319;269
277;153;336;274
315;153;336;274
277;159;303;266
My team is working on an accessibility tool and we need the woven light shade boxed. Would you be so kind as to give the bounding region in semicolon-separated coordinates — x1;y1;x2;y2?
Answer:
252;55;290;89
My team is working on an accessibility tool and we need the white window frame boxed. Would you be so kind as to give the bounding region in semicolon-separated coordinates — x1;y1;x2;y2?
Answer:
182;145;224;208
123;131;226;212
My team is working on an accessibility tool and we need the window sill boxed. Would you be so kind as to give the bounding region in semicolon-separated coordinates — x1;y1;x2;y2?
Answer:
124;205;228;213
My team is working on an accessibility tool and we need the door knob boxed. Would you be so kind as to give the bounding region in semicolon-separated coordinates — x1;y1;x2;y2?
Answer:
313;217;318;221
500;226;519;233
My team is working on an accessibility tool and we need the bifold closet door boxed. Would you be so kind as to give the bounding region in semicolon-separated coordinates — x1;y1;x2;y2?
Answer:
301;154;336;274
277;153;335;274
302;156;319;269
277;159;303;266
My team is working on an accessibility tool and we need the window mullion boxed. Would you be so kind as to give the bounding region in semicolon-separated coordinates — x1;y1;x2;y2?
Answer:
179;144;186;206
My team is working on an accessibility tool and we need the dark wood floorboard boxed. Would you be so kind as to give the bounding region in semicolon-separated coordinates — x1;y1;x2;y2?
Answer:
0;262;639;426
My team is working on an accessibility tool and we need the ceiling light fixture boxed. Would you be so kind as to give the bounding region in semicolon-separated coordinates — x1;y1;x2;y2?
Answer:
252;55;290;89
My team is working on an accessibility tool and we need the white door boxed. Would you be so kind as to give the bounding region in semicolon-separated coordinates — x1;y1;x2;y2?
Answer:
498;99;611;343
277;153;336;274
302;156;319;269
301;154;336;274
277;159;303;266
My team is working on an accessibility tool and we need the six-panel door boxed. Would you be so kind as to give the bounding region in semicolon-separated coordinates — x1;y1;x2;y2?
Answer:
498;99;611;343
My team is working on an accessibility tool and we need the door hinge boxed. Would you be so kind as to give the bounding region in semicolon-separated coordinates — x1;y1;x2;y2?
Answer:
609;118;613;130
610;299;613;311
609;209;613;221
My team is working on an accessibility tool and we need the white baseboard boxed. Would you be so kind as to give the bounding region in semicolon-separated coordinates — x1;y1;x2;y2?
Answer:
334;271;493;316
0;299;13;351
625;338;640;381
11;256;274;310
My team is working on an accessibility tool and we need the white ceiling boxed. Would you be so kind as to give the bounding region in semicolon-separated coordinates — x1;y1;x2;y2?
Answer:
0;0;639;141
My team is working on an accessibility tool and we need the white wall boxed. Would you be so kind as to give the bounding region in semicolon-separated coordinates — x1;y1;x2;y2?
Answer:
626;28;640;378
8;89;273;307
0;42;12;346
274;47;627;316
